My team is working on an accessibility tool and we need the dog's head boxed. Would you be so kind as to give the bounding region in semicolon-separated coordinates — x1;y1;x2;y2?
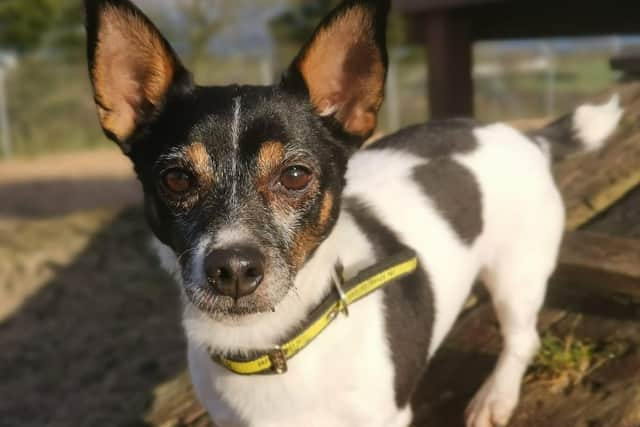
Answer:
84;0;389;319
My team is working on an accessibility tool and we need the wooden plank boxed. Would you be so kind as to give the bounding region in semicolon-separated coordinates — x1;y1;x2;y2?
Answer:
145;372;213;427
553;231;640;298
403;1;640;43
556;86;640;230
468;1;640;40
402;0;640;41
423;10;474;118
394;0;502;13
611;52;640;76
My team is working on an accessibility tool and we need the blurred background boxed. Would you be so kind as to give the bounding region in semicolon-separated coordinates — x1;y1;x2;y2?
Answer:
2;1;640;427
1;0;638;157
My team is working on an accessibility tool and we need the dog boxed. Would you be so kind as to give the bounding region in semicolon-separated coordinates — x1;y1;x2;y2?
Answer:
84;0;622;426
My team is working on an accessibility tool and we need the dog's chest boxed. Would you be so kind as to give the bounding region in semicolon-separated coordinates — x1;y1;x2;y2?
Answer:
188;292;403;427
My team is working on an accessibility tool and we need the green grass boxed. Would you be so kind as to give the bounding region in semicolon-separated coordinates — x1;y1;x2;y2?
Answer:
526;317;629;392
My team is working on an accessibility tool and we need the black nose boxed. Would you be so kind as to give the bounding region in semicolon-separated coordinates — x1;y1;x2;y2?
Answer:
205;247;265;299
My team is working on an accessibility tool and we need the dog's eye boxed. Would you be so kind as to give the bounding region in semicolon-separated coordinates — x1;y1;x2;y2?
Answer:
280;165;312;191
162;168;193;194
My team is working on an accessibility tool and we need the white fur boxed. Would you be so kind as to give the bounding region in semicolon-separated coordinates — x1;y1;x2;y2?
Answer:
155;122;573;426
230;96;242;206
573;94;622;151
186;214;402;427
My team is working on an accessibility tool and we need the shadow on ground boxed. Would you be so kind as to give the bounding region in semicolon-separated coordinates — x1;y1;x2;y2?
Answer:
0;178;140;218
0;208;185;427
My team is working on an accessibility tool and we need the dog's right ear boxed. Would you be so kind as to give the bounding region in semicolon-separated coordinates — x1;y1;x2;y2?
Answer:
85;0;192;153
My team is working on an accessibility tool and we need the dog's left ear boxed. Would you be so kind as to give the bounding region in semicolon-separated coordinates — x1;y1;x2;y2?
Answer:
283;0;390;141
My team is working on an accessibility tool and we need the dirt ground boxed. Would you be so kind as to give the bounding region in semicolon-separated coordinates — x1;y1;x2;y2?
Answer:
0;150;185;427
1;149;639;427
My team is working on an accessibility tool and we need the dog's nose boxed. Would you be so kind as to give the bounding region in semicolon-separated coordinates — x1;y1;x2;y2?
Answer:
205;247;265;299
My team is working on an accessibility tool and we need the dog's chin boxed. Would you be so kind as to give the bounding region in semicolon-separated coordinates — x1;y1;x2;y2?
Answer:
184;284;284;321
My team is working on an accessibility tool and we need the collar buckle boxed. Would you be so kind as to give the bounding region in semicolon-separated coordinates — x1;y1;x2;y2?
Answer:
268;346;288;374
331;266;349;317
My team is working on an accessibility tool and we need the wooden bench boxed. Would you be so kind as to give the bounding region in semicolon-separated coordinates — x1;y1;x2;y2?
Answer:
394;0;640;118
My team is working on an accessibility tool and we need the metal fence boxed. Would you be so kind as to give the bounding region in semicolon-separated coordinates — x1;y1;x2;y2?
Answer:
0;40;624;159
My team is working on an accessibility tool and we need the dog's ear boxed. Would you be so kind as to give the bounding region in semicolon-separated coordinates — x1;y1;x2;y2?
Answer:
283;0;389;141
85;0;192;152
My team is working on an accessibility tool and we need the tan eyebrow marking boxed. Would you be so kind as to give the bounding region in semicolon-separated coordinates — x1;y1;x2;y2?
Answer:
256;141;285;182
290;191;334;268
185;142;213;186
318;191;334;227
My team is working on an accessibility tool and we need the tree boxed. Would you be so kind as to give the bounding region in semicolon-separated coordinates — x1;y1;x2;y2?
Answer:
178;0;226;64
0;0;83;55
269;0;338;46
0;0;55;53
270;0;407;48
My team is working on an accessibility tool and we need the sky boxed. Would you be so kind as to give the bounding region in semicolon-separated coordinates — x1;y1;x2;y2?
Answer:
135;0;288;56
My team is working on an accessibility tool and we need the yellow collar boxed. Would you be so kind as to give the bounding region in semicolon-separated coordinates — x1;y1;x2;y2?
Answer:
208;249;419;375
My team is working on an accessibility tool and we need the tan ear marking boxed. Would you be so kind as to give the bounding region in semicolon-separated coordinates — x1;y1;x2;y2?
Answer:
91;4;177;143
295;4;386;138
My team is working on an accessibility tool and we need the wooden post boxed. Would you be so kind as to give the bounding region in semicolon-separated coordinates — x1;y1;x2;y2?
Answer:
423;10;474;119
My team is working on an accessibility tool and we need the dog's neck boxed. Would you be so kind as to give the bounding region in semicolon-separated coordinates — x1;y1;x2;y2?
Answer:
181;209;371;355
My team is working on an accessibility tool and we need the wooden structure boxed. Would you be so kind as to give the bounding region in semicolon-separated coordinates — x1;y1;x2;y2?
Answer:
611;50;640;78
394;0;640;118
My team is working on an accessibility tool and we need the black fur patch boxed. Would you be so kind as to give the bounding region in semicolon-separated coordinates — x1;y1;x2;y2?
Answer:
367;119;483;245
527;112;582;161
413;159;483;245
369;119;478;158
345;197;434;409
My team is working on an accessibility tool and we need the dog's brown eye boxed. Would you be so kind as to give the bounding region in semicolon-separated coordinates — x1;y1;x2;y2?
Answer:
280;165;312;191
163;168;193;194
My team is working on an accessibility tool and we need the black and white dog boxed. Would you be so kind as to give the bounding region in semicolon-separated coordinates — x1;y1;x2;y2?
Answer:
84;0;622;425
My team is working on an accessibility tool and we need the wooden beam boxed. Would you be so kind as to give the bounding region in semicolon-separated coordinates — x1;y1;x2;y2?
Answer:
423;10;474;118
403;0;640;42
394;0;501;13
144;372;212;427
469;1;640;40
555;89;640;230
553;231;640;299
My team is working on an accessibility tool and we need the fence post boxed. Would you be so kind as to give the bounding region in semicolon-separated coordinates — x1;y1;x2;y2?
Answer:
0;66;12;159
259;56;273;85
540;43;556;117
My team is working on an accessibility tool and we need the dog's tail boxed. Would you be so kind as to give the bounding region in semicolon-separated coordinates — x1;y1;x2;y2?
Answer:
528;94;623;161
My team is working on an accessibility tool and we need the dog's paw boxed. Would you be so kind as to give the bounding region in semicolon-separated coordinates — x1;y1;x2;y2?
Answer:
464;375;519;427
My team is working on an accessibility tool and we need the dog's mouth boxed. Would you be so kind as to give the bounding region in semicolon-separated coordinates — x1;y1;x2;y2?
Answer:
183;281;283;318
